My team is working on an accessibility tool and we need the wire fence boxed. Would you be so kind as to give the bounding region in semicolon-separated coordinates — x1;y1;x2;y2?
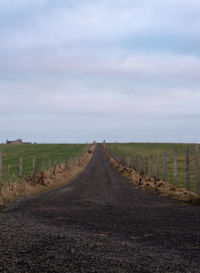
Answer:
0;152;76;186
108;145;200;194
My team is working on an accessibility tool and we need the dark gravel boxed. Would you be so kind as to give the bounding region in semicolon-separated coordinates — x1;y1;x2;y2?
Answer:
0;144;200;273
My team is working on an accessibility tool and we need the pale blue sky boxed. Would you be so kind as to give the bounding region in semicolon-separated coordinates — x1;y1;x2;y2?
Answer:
1;0;200;143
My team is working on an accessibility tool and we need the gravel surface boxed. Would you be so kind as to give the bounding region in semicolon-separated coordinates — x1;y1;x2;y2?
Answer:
0;144;200;273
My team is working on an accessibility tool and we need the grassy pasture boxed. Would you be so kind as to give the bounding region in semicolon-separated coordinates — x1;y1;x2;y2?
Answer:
0;144;89;185
107;143;199;192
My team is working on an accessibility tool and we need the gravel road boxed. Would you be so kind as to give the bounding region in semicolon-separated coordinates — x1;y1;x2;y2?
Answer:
0;144;200;273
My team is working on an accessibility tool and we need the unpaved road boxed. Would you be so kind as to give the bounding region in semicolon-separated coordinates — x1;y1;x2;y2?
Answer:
0;144;200;273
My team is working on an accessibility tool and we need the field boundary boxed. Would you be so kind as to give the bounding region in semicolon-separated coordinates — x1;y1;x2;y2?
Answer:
103;143;200;205
0;144;90;186
107;143;200;194
0;143;96;209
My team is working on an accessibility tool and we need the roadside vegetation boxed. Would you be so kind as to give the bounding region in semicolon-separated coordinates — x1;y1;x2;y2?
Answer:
0;144;89;185
107;143;199;192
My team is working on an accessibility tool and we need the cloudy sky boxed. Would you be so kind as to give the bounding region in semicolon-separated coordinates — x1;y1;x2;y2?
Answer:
1;0;200;143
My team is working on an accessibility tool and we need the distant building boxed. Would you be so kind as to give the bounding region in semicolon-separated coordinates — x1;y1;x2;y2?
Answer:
6;139;32;144
6;139;23;144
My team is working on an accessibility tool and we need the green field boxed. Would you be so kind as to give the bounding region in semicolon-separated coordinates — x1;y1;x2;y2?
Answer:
0;144;89;185
107;143;200;192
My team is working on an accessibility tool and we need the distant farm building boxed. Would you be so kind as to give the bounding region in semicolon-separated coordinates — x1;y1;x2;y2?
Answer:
6;139;32;144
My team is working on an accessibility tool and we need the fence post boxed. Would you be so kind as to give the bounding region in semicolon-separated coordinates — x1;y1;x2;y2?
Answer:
117;155;121;164
150;155;153;177
185;147;190;190
155;155;160;180
173;149;177;187
7;165;11;188
138;156;141;172
42;158;45;171
195;145;200;194
19;154;23;183
130;157;134;169
163;152;167;182
125;157;130;167
129;157;132;168
32;156;36;178
54;159;57;168
135;156;138;171
122;156;126;165
145;156;148;175
49;157;51;170
0;151;2;186
140;156;144;174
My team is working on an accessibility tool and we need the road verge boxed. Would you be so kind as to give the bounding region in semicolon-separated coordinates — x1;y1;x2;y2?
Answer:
103;143;200;205
0;143;96;209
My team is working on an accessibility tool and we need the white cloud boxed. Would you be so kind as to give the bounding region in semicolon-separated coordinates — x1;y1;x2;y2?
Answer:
1;0;200;51
1;0;200;142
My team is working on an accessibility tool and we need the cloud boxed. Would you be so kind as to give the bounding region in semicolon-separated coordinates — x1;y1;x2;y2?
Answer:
1;0;200;51
1;52;200;88
1;0;200;142
1;82;200;142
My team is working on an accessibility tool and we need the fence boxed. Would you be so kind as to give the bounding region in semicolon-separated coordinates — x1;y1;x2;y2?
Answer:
0;152;73;186
108;145;200;194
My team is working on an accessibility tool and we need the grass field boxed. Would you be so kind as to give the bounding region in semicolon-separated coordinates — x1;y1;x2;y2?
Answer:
0;144;89;185
107;143;199;192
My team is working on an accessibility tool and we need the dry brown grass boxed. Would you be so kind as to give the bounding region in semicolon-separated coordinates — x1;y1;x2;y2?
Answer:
103;143;200;205
0;143;96;210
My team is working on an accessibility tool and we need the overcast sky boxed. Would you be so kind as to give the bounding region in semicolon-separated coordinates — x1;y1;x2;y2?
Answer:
1;0;200;143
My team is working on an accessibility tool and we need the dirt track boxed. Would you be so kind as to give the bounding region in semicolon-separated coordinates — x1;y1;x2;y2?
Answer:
0;144;200;273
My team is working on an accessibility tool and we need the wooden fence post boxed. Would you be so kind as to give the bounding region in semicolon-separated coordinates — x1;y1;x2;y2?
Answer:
138;156;141;172
42;158;45;171
130;157;134;169
136;156;138;171
54;159;57;168
156;155;160;180
140;156;144;174
122;156;126;165
185;148;190;190
163;152;167;182
19;154;23;183
173;149;177;187
133;156;137;170
129;157;132;168
195;145;200;194
32;156;36;178
133;156;136;169
150;155;153;177
49;157;51;170
7;165;11;188
134;156;138;171
0;151;2;186
145;156;148;175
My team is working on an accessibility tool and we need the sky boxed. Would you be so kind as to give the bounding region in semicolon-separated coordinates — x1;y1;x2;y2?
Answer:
1;0;200;143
